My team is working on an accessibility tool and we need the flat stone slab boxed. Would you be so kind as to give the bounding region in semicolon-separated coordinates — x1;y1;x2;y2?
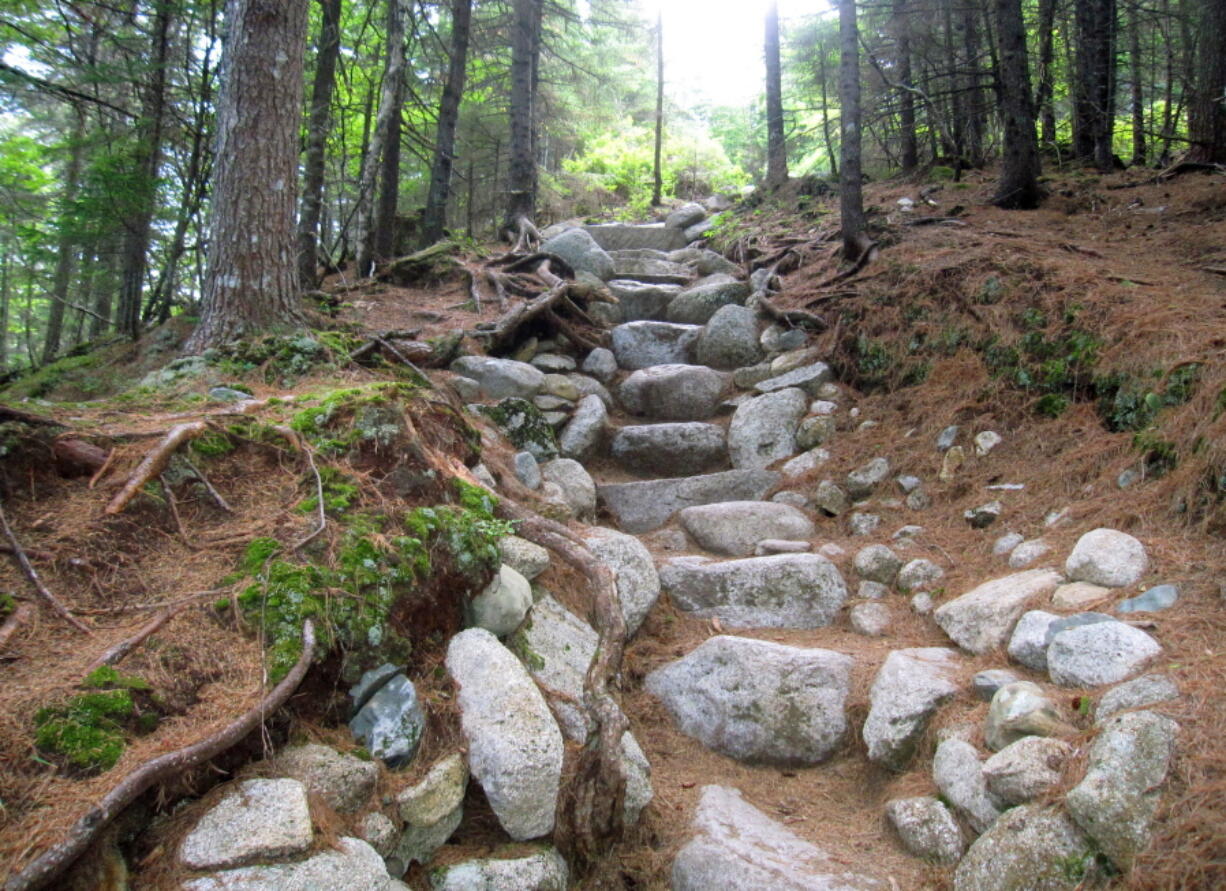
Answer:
863;648;961;770
678;501;814;556
611;321;701;370
586;222;687;252
597;468;781;533
184;837;408;891
618;363;727;421
659;552;847;628
610;422;728;477
934;569;1063;654
606;280;683;322
180;778;313;870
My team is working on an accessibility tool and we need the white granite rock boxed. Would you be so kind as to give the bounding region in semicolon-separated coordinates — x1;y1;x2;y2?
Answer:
934;569;1063;654
180;778;313;870
982;736;1072;805
885;796;966;864
953;805;1090;891
272;744;377;814
583;526;661;635
1065;528;1149;587
1047;621;1161;687
679;501;814;557
430;847;568;890
933;738;1003;834
863;648;961;769
184;838;408;891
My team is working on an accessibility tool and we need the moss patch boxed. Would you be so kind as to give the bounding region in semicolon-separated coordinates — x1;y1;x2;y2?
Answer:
34;668;163;775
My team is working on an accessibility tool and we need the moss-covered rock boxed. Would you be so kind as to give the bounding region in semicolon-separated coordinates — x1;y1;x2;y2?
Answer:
479;398;558;461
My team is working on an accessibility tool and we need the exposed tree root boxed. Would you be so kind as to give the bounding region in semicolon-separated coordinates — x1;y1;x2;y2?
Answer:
86;604;185;673
472;282;570;354
182;457;233;513
3;621;316;891
105;422;209;515
0;405;65;428
293;445;328;551
0;499;91;633
756;294;827;332
0;601;34;654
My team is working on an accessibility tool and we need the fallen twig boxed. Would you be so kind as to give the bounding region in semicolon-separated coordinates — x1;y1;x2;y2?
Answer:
471;281;570;354
0;499;91;633
159;473;194;547
88;446;118;489
182;457;233;513
756;294;828;331
105;422;209;515
4;621;316;891
0;601;35;653
1201;266;1226;277
294;446;327;551
903;216;968;227
85;605;184;672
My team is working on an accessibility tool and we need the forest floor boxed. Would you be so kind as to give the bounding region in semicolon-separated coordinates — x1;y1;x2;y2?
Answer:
0;162;1224;889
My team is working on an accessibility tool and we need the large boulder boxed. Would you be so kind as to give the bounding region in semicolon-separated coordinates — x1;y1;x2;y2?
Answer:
619;364;726;421
431;847;568;891
610;422;727;477
1064;528;1149;587
582;526;661;635
606;280;684;322
666;202;707;230
862;648;961;770
667;279;752;325
982;736;1073;805
445;629;564;840
540;227;615;280
468;563;533;637
1047;621;1161;686
557;394;607;461
885;797;966;864
597;468;781;533
184;838;408;891
611;321;702;369
728;388;808;469
646;636;852;764
672;786;882;890
934;569;1063;654
696;304;762;370
180;778;313;870
678;501;814;556
1096;673;1178;723
539;458;596;520
660;553;848;629
953;805;1091;891
451;356;545;400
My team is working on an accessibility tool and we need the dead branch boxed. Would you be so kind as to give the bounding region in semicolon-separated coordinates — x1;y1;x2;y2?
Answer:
4;621;316;891
0;543;54;561
902;217;968;227
293;446;327;551
370;336;429;382
544;308;602;353
470;282;570;354
85;604;186;673
159;474;195;548
1201;266;1226;277
815;239;879;288
88;447;118;489
350;328;423;363
756;295;828;332
0;499;91;633
105;422;209;515
482;268;509;310
51;439;108;478
0;601;35;653
182;457;233;513
0;405;65;427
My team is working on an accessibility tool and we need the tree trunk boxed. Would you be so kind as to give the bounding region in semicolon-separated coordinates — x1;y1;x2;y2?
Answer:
297;0;342;289
184;0;309;352
42;108;87;365
504;0;540;234
1128;2;1146;165
1036;0;1058;147
895;0;917;172
355;0;408;276
420;0;473;246
0;248;9;369
1074;0;1118;168
838;0;865;258
961;3;985;167
651;11;664;206
765;1;788;189
818;36;838;177
1187;0;1226;162
993;0;1043;208
373;78;403;259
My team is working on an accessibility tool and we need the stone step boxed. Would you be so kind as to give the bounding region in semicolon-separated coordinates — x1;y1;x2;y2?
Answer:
609;422;728;477
610;321;701;369
614;271;692;286
586;223;687;253
596;468;780;533
606;280;683;323
619;364;728;421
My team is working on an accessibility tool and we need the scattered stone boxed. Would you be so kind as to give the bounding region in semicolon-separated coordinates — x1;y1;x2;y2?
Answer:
696;304;762;370
619;364;726;421
530;353;576;373
610;321;701;370
499;536;550;581
541;227;615;280
533;394;572;413
1051;582;1109;610
360;812;397;858
895;475;922;494
896;558;944;594
773;490;810;509
770;347;823;375
846;457;891;500
732;362;775;389
647;636;852;764
863;648;961;769
208;386;252;403
1117;583;1179;614
1045;507;1072;527
679;501;814;557
850;602;891;637
597;468;780;533
184;838;408;891
849;513;881;536
392;753;467;870
809;399;838;415
1009;538;1052;568
577;527;659;635
1065;710;1178;870
609;422;726;477
886;797;965;865
672;785;882;890
859;580;889;599
557;394;607;461
180;778;313;870
1007;610;1060;671
965;501;1004;529
272;744;377;815
540;410;568;430
513;451;542;490
539;458;596;520
667;279;752;325
935;569;1063;654
939;446;965;481
975;431;1003;456
781;447;831;481
1047;621;1161;687
906;489;932;511
759;323;802;353
936;425;960;451
953;804;1090;891
982;736;1072;805
1117;467;1142;489
431;847;569;891
756;539;812;555
933;738;1003;834
853;544;903;585
986;681;1072;752
580;347;617;382
349;673;426;768
1043;610;1116;644
480;398;558;461
1096;674;1179;722
446;629;564;840
814;480;849;516
540;373;579;401
820;542;847;559
667;202;707;229
468;563;533;638
727;388;807;469
451;356;545;399
911;592;935;615
1065;528;1149;587
567;372;614;409
893;524;923;541
660;552;848;629
973;669;1021;702
753;362;835;396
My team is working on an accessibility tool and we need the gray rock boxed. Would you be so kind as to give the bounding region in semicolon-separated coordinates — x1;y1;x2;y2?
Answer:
469;564;533;637
619;364;726;421
1047;621;1161;687
667;202;707;230
1117;467;1142;488
1065;528;1149;587
1044;611;1117;644
846;457;891;500
499;536;550;581
848;512;881;536
606;280;684;321
360;812;397;858
392;753;467;870
587;222;686;253
986;681;1072;752
451;356;546;400
581;347;618;382
939;446;965;481
513;595;600;740
933;738;1003;833
567;373;614;411
480;398;557;461
906;489;932;511
431;847;568;890
667;280;752;325
530;353;576;373
1051;581;1111;610
610;422;727;477
863;648;961;770
1117;583;1179;613
1009;538;1052;568
974;669;1021;702
1065;710;1178;870
541;227;615;280
796;416;836;450
660;553;848;629
936;425;960;451
780;447;830;480
597;468;780;533
886;797;966;864
911;592;935;614
1007;610;1060;671
773;490;810;509
853;544;903;585
582;527;661;636
809;399;838;415
727;388;808;469
965;501;1003;529
209;386;252;403
687;248;741;277
540;373;579;401
733;361;776;389
975;431;1003;456
679;501;814;557
760;324;808;354
349;663;401;716
850;602;892;637
349;674;426;768
180;778;313;870
982;737;1072;805
895;474;922;494
272;744;377;815
513;451;541;490
539;458;596;520
757;539;812;555
893;524;923;541
696;304;762;370
814;480;849;516
557;394;607;461
1096;673;1179;722
953;804;1090;891
184;838;408;891
994;532;1025;556
934;569;1063;654
770;347;823;375
611;321;701;370
446;629;564;840
672;785;882;890
753;362;835;396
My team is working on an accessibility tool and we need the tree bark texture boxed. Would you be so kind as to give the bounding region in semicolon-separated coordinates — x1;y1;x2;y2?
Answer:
1187;0;1226;162
1074;0;1118;168
41;109;87;364
838;0;865;258
1129;3;1146;165
504;0;540;234
895;0;917;172
420;0;473;247
297;0;342;288
993;0;1044;208
1036;0;1058;147
765;1;788;189
185;0;309;352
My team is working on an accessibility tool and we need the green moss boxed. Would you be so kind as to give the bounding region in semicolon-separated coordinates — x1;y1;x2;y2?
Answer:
34;689;135;774
189;429;236;458
207;333;339;385
0;593;14;621
82;665;151;691
290;383;420;455
928;165;956;181
297;466;360;516
478;398;558;460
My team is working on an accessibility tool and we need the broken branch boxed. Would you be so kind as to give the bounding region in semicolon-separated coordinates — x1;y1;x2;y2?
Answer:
0;499;91;633
105;422;209;515
85;604;185;673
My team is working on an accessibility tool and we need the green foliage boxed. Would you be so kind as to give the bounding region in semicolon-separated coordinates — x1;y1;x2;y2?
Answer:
82;665;151;692
478;398;557;459
976;312;1104;418
290;383;418;455
0;593;14;621
33;673;158;774
297;466;360;516
188;429;236;458
206;334;338;385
